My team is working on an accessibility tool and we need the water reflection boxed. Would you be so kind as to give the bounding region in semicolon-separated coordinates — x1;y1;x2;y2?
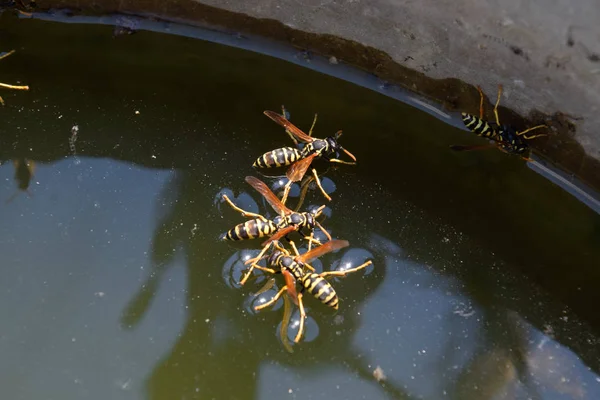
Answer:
5;157;35;203
355;234;600;399
116;169;412;399
109;164;600;400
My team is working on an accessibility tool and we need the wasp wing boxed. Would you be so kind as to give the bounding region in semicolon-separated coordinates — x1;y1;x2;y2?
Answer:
264;110;315;143
282;269;299;306
296;239;349;264
262;225;297;246
245;175;292;215
286;153;318;183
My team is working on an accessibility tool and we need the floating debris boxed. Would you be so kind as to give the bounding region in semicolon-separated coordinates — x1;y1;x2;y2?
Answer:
0;49;29;105
373;365;387;382
69;125;80;165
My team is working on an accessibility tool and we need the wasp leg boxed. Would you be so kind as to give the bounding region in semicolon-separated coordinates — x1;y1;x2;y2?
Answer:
222;194;267;220
493;84;503;126
303;231;323;251
241;243;275;285
251;264;278;274
255;286;287;311
281;104;288;120
0;96;4;106
305;230;314;252
294;175;314;212
0;82;29;90
320;260;373;278
288;241;316;271
281;180;293;205
243;246;272;267
294;293;306;343
476;85;485;119
281;105;300;145
328;158;357;165
311;169;332;201
288;240;301;256
517;125;548;139
315;220;332;242
0;50;15;61
308;113;318;137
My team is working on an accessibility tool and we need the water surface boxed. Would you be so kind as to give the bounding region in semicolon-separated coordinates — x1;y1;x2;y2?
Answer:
1;13;600;400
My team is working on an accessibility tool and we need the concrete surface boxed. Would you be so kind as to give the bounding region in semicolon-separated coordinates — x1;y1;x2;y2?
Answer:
13;0;600;190
197;0;600;153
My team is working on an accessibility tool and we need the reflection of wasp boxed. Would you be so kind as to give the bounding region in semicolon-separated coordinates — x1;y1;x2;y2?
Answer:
249;239;372;343
6;158;35;203
254;107;357;203
452;85;548;161
222;176;332;283
0;49;30;105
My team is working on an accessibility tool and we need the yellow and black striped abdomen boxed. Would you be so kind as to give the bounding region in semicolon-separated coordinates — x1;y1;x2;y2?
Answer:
225;218;277;241
301;273;339;310
253;147;302;168
461;113;498;139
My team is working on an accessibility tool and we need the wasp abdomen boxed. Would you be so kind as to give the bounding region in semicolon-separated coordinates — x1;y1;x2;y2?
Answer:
461;113;497;139
253;147;302;168
302;273;339;310
224;218;277;241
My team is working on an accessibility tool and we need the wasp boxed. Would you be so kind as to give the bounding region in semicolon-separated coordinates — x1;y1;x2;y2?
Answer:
254;107;357;204
222;176;332;284
248;239;372;343
452;84;548;161
0;49;30;105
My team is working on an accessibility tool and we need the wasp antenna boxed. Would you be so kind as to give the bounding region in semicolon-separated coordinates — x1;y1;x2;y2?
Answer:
341;147;357;162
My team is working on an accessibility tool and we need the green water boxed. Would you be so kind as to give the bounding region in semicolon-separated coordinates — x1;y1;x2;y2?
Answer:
1;13;600;400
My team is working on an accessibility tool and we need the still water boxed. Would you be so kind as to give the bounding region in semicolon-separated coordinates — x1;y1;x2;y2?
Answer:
1;12;600;400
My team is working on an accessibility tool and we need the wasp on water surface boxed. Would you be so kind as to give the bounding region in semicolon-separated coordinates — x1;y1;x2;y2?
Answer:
253;106;357;204
0;50;29;105
453;84;548;161
249;239;372;343
222;176;332;284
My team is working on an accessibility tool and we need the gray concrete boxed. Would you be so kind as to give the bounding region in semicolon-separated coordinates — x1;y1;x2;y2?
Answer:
197;0;600;159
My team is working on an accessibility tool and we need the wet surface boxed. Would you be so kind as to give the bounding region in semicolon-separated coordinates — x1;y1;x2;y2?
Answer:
1;15;600;400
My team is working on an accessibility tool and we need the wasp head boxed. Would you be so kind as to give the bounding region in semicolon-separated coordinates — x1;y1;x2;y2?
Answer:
325;130;357;162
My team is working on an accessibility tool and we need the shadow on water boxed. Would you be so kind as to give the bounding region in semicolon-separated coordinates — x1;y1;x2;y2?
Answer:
1;12;600;400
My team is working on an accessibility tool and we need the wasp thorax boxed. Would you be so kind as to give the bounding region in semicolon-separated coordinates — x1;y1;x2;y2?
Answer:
288;213;304;225
268;250;283;266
